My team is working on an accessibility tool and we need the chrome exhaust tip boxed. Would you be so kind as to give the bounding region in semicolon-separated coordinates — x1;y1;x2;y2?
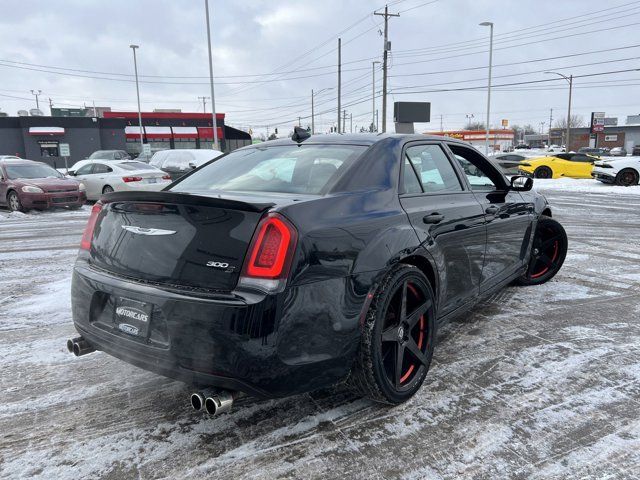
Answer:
204;391;235;416
67;337;96;356
66;337;82;353
190;392;205;411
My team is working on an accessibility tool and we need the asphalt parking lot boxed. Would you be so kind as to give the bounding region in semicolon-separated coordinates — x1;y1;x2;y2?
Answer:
1;183;639;479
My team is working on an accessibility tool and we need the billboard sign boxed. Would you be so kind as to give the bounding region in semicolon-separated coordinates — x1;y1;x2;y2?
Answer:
591;112;605;133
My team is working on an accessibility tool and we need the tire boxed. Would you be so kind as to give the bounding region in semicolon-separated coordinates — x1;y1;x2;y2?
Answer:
516;215;568;286
102;185;114;194
7;191;23;212
349;264;436;404
615;168;639;187
534;166;552;179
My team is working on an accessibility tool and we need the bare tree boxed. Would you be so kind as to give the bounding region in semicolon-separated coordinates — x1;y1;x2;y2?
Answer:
465;121;486;130
554;115;584;129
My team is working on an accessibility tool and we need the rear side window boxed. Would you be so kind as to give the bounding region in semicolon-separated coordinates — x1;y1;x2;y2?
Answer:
404;144;462;193
93;164;113;174
172;145;366;195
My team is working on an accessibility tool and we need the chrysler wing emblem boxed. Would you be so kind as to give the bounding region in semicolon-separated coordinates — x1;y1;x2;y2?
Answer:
121;225;176;236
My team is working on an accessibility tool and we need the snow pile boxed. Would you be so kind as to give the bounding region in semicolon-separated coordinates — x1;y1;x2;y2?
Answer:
533;177;640;195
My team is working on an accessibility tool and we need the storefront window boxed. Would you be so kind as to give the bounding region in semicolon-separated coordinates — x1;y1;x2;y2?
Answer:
39;142;59;157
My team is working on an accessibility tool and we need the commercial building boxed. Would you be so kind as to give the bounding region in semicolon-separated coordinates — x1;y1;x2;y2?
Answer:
0;111;251;167
549;125;640;152
425;129;515;152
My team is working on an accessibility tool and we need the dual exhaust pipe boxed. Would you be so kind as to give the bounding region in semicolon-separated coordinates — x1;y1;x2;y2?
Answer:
66;336;96;356
67;336;235;416
191;390;236;416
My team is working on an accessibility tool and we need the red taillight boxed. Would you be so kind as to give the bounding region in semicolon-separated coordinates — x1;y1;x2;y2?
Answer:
243;214;297;280
122;176;142;183
162;175;171;180
80;202;104;250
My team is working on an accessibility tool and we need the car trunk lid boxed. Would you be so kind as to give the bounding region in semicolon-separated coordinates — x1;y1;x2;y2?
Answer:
89;191;274;292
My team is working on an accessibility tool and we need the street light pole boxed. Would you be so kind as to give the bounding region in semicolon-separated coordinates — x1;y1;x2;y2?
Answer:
129;45;144;153
204;0;219;151
480;21;494;155
311;89;315;135
545;71;573;151
372;61;380;132
30;89;42;109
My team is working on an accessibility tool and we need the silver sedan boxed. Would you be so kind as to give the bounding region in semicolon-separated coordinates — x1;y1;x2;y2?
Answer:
70;160;172;200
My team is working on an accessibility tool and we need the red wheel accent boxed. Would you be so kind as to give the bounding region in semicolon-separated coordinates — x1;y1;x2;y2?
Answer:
531;240;559;279
399;284;427;384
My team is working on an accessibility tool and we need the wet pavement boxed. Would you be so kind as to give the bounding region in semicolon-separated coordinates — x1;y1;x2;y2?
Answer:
0;188;639;479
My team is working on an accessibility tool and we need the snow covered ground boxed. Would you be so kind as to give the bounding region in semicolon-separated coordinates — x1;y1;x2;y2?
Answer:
0;188;639;479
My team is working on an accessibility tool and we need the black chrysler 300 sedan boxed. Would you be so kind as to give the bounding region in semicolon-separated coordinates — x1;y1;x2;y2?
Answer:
69;132;567;413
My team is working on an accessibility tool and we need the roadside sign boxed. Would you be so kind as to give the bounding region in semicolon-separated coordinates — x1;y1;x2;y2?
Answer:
59;143;70;157
591;112;605;133
501;119;509;127
142;143;151;155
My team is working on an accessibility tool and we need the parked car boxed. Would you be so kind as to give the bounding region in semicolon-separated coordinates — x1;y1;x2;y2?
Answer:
87;150;131;161
514;144;530;150
632;145;640;156
492;153;527;175
70;160;171;200
518;153;598;178
135;152;154;163
577;147;607;157
0;155;21;160
609;147;627;157
68;131;567;412
0;159;86;212
149;149;223;180
592;157;640;186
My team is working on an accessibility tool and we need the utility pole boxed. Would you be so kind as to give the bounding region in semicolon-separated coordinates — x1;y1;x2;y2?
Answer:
30;89;42;109
548;108;553;147
372;61;380;132
129;45;144;153
204;0;219;150
298;116;301;127
376;109;379;132
337;38;341;133
440;114;443;132
374;5;399;133
48;97;53;116
311;89;315;134
350;113;353;133
545;71;573;151
479;21;494;155
198;96;210;113
342;109;346;134
92;100;97;117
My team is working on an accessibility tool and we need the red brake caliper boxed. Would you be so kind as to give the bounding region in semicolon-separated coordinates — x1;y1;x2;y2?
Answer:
400;284;425;384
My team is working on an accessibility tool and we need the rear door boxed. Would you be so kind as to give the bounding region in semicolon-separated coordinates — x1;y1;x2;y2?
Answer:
446;143;534;292
0;165;8;204
399;142;486;315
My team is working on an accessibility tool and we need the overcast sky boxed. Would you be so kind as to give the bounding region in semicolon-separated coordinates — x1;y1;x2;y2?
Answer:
1;0;639;135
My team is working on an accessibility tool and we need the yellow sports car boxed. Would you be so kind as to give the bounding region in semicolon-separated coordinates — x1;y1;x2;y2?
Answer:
518;153;599;179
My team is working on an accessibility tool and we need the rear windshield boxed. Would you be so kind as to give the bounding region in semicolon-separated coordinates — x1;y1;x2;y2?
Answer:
5;164;63;179
89;151;114;159
118;161;152;171
171;145;366;195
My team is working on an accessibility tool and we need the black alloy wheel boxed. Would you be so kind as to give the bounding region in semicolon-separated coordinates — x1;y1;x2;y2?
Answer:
615;169;639;187
7;191;23;212
350;265;436;404
517;216;567;286
534;166;552;179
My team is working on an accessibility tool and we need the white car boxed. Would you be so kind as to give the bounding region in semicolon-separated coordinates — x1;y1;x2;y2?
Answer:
592;157;640;186
150;149;223;181
71;160;172;200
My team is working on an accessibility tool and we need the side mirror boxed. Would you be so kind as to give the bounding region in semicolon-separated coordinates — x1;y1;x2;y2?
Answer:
188;162;197;169
510;175;533;192
68;170;76;176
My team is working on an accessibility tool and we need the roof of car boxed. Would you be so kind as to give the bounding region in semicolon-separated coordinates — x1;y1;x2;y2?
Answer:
0;159;43;166
252;133;466;147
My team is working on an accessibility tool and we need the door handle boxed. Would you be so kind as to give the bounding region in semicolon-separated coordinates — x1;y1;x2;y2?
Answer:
423;213;444;224
485;205;499;215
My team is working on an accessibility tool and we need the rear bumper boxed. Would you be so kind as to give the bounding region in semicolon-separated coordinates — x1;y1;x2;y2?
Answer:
21;191;86;209
71;260;368;397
